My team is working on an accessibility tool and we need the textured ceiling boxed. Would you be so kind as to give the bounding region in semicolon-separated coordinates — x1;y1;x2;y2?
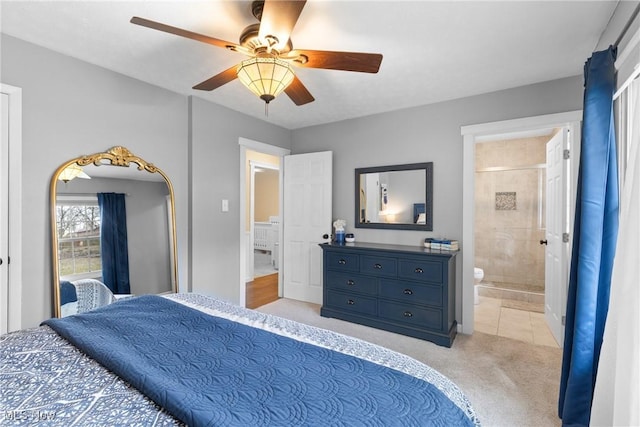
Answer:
1;1;617;129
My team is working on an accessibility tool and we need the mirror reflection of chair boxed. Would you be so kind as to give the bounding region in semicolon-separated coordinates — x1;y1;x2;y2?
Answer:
60;278;117;317
60;277;137;317
75;279;115;313
60;279;116;317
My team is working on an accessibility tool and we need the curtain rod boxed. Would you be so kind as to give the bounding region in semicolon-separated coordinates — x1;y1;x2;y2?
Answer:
614;2;640;49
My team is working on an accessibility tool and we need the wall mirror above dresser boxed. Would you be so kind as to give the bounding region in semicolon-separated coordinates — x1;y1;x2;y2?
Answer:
50;146;178;317
355;162;433;231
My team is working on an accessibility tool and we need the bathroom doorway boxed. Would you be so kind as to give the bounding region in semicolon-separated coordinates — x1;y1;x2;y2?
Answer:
461;111;582;344
472;124;578;348
475;133;549;303
473;131;558;346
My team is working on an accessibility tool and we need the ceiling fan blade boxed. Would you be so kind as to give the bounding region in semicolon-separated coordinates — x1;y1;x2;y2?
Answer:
258;0;306;52
193;66;238;91
130;16;247;54
285;76;314;106
288;49;383;73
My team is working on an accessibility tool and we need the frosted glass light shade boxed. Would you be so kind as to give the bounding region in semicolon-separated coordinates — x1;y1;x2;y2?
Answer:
237;57;295;103
58;164;91;182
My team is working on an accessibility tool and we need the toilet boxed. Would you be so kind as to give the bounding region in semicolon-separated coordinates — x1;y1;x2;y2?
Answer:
474;268;484;305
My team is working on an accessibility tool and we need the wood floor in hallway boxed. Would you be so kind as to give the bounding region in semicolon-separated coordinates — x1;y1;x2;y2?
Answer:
246;273;279;309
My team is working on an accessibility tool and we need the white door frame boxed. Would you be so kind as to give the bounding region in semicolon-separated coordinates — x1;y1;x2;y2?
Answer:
460;111;582;335
238;137;290;306
0;83;22;332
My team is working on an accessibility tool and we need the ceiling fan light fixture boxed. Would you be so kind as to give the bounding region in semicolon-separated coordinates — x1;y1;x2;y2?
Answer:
58;164;91;183
237;56;295;104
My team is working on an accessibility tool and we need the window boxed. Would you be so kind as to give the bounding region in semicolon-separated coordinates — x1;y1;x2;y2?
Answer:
56;200;101;278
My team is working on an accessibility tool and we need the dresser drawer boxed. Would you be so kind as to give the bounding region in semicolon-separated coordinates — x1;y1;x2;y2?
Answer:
360;255;397;277
379;279;443;306
326;291;377;316
326;271;377;295
378;300;442;330
398;259;442;283
326;252;359;272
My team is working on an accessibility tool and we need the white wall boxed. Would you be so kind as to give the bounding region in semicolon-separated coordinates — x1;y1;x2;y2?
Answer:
291;75;585;328
1;34;189;327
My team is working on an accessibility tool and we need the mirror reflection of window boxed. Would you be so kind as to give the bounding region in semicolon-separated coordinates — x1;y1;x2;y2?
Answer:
56;197;102;280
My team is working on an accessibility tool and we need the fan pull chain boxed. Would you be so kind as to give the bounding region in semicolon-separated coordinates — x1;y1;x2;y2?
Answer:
265;102;269;117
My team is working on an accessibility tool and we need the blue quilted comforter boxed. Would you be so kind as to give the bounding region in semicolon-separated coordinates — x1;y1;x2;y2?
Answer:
43;295;474;426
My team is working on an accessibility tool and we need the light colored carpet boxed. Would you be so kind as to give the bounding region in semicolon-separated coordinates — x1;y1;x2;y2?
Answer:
257;298;562;427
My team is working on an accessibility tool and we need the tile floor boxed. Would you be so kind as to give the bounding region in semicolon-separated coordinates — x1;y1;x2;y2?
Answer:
475;295;560;348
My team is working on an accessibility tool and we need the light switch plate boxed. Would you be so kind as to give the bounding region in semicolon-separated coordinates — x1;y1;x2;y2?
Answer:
221;199;229;212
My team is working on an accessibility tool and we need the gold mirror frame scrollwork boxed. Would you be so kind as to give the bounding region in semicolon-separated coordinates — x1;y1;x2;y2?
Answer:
50;146;178;318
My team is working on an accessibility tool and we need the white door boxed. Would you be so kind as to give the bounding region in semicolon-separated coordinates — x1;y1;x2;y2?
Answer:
283;151;332;304
1;93;9;334
545;128;570;346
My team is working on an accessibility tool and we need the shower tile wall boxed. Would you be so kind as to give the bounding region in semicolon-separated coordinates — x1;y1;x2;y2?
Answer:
475;136;550;291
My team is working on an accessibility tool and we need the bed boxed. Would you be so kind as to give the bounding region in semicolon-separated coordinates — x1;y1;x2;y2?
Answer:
0;293;479;426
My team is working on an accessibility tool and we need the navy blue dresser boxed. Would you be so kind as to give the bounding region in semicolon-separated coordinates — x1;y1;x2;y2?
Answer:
320;242;458;347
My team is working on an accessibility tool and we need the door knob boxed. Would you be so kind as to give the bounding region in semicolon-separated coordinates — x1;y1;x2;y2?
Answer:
540;239;548;245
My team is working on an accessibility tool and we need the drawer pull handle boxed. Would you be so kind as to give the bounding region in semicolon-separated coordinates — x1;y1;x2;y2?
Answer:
338;259;347;265
415;267;424;274
347;299;355;305
374;263;382;269
403;311;413;318
347;279;355;286
403;289;413;295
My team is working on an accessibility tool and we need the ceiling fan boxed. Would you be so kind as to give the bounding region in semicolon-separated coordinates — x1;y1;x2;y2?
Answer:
130;0;383;107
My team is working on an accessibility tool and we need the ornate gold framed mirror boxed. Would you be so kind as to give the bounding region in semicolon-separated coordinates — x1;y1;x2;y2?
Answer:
50;146;178;317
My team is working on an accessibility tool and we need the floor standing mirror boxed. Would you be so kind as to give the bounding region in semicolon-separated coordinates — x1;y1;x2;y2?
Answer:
50;146;178;317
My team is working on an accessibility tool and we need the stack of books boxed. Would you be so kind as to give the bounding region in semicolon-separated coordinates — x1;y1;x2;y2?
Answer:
427;238;459;251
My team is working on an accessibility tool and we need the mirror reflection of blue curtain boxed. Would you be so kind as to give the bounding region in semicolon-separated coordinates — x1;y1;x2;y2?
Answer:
98;192;130;294
558;46;619;426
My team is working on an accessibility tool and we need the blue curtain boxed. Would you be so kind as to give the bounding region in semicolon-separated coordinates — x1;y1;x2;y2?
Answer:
558;46;619;427
98;192;131;294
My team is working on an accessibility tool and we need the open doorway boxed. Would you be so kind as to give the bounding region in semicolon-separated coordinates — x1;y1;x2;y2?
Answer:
461;111;582;343
473;130;559;347
247;159;279;308
238;138;290;309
